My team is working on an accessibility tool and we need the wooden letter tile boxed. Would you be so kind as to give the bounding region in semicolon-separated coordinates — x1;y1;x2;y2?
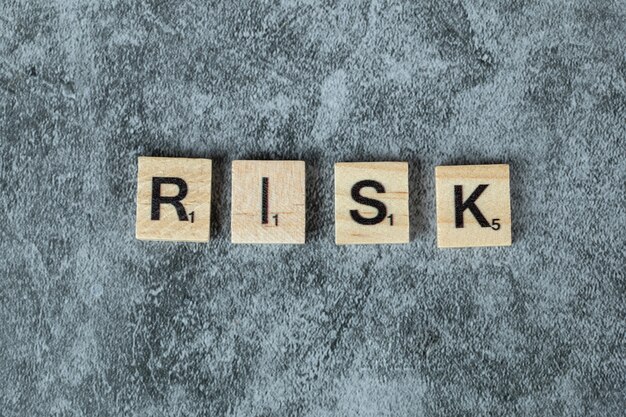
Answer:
435;164;511;248
335;162;409;245
136;156;212;242
231;160;306;244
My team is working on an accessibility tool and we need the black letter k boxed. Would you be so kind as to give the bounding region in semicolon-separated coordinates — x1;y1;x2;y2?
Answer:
454;185;490;228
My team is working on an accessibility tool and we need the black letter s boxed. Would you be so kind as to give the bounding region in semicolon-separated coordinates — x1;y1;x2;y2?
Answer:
350;180;387;225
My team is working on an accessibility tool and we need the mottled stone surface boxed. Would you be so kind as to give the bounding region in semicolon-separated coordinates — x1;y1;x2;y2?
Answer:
1;1;625;416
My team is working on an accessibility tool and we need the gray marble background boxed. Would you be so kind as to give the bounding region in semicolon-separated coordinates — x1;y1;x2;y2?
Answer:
1;1;625;416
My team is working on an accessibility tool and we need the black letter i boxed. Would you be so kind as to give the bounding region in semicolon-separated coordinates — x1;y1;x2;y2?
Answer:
261;177;269;224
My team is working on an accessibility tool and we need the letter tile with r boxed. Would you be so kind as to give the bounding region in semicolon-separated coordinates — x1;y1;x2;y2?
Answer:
435;164;511;248
136;156;212;242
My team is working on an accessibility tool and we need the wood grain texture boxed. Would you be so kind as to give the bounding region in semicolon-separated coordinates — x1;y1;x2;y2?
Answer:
135;156;212;242
435;164;511;248
335;162;409;245
231;160;306;244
